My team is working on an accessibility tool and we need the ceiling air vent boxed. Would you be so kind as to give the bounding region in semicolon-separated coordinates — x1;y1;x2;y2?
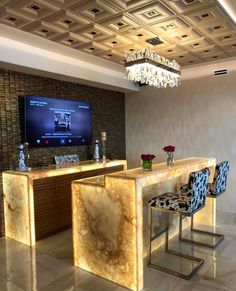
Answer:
213;68;228;76
145;37;163;46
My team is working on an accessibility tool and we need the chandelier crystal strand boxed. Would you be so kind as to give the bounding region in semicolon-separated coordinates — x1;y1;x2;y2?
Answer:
124;49;181;88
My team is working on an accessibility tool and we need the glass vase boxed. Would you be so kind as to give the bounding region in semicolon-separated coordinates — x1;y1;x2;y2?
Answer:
142;160;152;171
166;152;174;166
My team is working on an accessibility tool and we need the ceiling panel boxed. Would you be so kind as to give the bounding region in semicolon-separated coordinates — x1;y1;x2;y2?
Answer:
0;0;235;66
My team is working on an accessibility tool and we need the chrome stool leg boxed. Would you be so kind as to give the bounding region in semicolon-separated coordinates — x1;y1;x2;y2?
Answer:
148;208;204;280
179;213;224;249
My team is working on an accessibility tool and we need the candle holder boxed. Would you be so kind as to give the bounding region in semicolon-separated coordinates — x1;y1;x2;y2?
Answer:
101;131;106;162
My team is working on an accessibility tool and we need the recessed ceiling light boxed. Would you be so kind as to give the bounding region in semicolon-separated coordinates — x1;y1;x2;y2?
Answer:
8;16;16;22
166;24;175;30
64;19;72;25
183;0;195;4
201;13;210;18
145;10;158;18
31;5;40;11
117;22;125;27
148;11;156;16
91;8;100;14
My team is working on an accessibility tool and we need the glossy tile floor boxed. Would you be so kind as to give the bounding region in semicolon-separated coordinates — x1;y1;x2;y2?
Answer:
1;225;236;291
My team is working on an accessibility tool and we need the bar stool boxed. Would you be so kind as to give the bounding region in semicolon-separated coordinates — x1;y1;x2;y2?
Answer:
148;167;210;280
179;161;230;249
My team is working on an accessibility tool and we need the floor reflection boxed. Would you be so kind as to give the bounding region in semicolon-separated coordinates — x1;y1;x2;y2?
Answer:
1;226;236;291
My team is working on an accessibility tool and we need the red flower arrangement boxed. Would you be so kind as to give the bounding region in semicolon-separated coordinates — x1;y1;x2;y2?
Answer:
163;145;175;152
141;154;156;161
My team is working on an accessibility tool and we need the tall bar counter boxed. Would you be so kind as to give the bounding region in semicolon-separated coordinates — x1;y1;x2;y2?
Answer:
72;157;216;291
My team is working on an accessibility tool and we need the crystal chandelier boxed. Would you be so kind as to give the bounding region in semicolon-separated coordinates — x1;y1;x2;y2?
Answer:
124;49;181;88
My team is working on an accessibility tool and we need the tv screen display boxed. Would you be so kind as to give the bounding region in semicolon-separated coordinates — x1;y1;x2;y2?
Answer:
23;96;92;148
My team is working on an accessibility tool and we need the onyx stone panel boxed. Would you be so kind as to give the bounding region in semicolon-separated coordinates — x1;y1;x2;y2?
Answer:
0;69;126;237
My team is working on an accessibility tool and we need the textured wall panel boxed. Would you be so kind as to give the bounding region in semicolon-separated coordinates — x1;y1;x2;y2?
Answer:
0;69;126;237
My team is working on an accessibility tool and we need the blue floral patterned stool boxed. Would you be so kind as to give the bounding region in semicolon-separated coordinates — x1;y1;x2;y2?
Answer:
148;167;210;280
179;161;230;249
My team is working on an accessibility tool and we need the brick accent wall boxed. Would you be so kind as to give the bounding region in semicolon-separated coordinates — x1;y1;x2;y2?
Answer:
0;69;126;237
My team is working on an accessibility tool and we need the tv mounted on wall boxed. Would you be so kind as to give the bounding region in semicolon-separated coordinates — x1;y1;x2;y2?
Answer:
20;95;92;148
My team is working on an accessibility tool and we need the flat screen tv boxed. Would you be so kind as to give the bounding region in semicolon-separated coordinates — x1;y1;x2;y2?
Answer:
21;96;92;148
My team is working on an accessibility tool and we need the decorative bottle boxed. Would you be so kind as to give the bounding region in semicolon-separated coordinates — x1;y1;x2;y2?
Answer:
93;139;100;162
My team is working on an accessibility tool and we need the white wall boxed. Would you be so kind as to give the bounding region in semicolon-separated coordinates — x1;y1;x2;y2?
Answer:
126;70;236;215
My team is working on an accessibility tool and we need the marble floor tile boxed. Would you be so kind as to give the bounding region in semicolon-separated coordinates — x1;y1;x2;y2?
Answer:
142;265;179;291
202;256;236;290
1;226;236;291
40;268;124;291
0;275;25;291
170;280;231;291
220;240;236;259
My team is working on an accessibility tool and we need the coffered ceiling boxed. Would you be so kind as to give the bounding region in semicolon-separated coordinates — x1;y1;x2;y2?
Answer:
0;0;236;67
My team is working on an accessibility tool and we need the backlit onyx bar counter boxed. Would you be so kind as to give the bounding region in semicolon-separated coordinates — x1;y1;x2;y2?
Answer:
3;160;127;246
72;157;216;291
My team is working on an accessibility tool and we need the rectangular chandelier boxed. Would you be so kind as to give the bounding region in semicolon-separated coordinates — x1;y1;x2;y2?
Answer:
124;49;181;88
